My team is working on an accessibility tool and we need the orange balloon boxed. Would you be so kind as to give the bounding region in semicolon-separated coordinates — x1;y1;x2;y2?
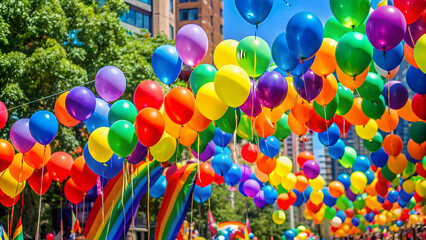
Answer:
9;153;34;182
256;154;277;175
23;143;51;170
164;87;195;125
187;104;211;132
164;110;181;138
377;65;399;79
397;99;420;122
328;181;345;198
254;166;269;182
376;107;399;132
295;175;309;192
292;98;313;122
262;107;284;124
336;65;369;90
407;139;426;160
64;178;85;204
344;97;369;126
278;77;298;112
404;43;419;68
0;139;15;172
311;38;337;76
387;154;407;174
254;111;276;138
382;134;403;157
365;179;379;196
315;74;338;106
177;125;197;147
288;112;308;136
55;92;79;127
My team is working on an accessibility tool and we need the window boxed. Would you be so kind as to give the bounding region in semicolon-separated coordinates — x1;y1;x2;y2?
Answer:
210;16;213;25
120;8;152;32
170;25;174;39
211;0;213;9
180;0;197;2
220;9;223;17
220;25;223;34
211;32;213;43
139;0;152;4
179;8;198;21
170;0;173;12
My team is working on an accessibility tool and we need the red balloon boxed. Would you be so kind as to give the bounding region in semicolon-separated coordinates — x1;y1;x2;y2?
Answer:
256;154;276;174
0;101;7;130
133;80;164;111
416;162;426;178
70;156;98;192
306;200;322;213
333;115;351;138
214;173;224;184
394;0;426;24
375;182;389;197
241;143;259;164
382;134;403;157
164;87;195;125
277;193;293;210
196;162;215;187
288;191;297;205
297;151;314;167
0;189;19;207
165;164;178;181
383;200;393;211
412;94;426;120
46;233;54;240
28;169;52;195
64;178;85;204
134;108;165;147
414;191;424;203
345;209;354;218
0;139;14;172
308;109;333;133
46;151;73;183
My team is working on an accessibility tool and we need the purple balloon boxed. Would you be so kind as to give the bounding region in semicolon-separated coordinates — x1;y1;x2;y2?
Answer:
302;160;320;179
243;179;260;198
127;141;148;164
293;69;323;101
95;66;126;102
346;188;357;202
239;80;262;117
256;71;288;109
10;119;36;153
191;141;216;161
66;86;96;121
404;14;426;48
253;190;266;208
240;165;252;182
382;80;408;110
366;6;406;51
175;24;209;67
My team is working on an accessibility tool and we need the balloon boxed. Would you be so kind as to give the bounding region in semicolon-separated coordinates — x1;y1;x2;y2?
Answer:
259;136;280;158
355;119;378;140
336;83;354;115
254;166;269;183
382;134;403;156
371;147;388;167
404;43;419;68
150;175;167;199
329;181;345;198
409;121;426;144
297;151;314;167
287;56;316;77
303;160;320;179
337;173;351;190
214;40;239;69
211;154;232;176
0;101;7;130
0;169;25;197
314;75;338;107
65;86;96;121
9;153;33;182
357;73;384;101
256;71;287;109
412;93;426;120
309;110;334;133
281;173;297;191
84;143;123;179
311;38;337;76
287;113;308;137
286;12;324;60
277;192;297;210
216;107;241;135
374;62;400;79
274;114;291;140
64;178;84;204
382;80;408;109
292;98;313;122
28;169;51;195
314;95;338;120
126;141;148;165
164;87;195;124
236;36;271;77
407;65;426;95
29;110;58;145
330;0;371;28
394;0;426;25
134;108;165;147
414;34;426;74
108;100;136;125
196;162;215;187
272;32;299;73
10;119;36;154
133;80;164;111
46;151;73;183
375;107;398;132
88;127;113;163
70;156;97;192
243;179;261;198
95;66;126;102
295;175;309;192
150;133;176;162
344;97;369;125
80;98;110;134
196;82;228;120
54;92;79;127
318;123;340;146
336;64;369;90
224;164;242;187
329;139;345;159
190;64;217;96
151;45;182;84
353;155;372;173
324;16;352;41
363;132;383;152
0;139;14;172
187;105;212;133
366;6;406;51
176;24;208;67
275;156;292;177
362;96;386;120
340;146;357;168
108;120;137;157
408;139;426;160
336;32;372;77
240;80;262;117
404;12;426;48
373;43;404;71
192;141;215;161
23;143;51;170
241;143;259;164
234;0;273;25
293;69;323;101
387;154;407;174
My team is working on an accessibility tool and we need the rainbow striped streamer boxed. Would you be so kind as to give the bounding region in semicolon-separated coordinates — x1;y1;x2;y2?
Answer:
155;163;198;240
12;218;23;240
0;223;9;240
84;161;163;240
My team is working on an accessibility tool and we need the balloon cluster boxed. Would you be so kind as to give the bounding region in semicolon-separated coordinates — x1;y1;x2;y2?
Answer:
283;225;314;240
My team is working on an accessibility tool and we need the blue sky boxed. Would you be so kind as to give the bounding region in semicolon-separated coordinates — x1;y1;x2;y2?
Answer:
223;0;382;47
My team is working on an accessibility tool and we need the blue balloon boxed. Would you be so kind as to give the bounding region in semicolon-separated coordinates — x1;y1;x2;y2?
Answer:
406;153;419;164
292;190;304;207
387;190;398;203
376;195;385;204
329;138;345;159
150;175;167;199
249;233;254;239
238;181;247;197
398;199;408;208
318;123;340;146
399;189;413;201
323;188;337;207
152;45;182;85
336;210;346;222
194;184;212;204
84;98;110;133
337;173;351;190
263;185;278;204
84;143;123;179
272;32;299;72
285;229;296;240
364;170;375;185
406;65;426;94
211;154;233;176
353;155;371;172
288;56;315;76
259;136;280;157
373;43;403;71
235;0;274;25
351;217;360;227
395;220;403;227
29;110;58;145
302;185;313;202
213;127;232;147
366;212;375;222
286;12;324;60
224;164;242;186
371;148;388;167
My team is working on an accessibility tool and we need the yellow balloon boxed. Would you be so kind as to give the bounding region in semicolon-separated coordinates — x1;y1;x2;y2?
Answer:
272;210;286;225
254;166;269;182
278;77;298;112
195;82;228;120
350;171;367;190
213;40;239;69
377;0;388;7
310;175;325;190
355;119;378;140
275;156;292;176
416;179;426;197
310;190;324;205
150;133;176;162
88;127;113;163
281;173;296;190
403;179;415;194
269;170;283;186
414;33;426;74
214;65;250;108
0;169;26;197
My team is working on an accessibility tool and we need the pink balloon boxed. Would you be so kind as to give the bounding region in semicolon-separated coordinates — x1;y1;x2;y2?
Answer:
175;24;208;67
0;101;7;130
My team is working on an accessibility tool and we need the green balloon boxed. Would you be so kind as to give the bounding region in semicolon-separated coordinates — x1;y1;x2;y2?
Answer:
168;143;185;162
339;146;357;168
406;198;416;210
276;184;288;194
107;120;138;157
314;94;339;120
381;165;396;182
403;161;416;179
237;113;253;141
274;114;291;140
422;156;426;169
409;121;426;144
330;0;371;28
363;132;383;152
335;32;373;77
325;206;337;220
236;36;271;77
189;64;217;96
324;16;351;41
215;107;241;134
353;195;366;210
391;176;400;188
190;122;215;153
336;83;354;115
335;196;350;210
357;72;383;101
108;100;137;124
361;96;385;119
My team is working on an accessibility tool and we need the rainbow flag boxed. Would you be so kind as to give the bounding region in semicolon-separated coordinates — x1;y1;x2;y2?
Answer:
155;163;198;240
12;218;23;240
83;161;163;240
0;223;9;240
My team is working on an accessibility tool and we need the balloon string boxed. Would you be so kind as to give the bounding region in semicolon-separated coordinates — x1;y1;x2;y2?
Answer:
147;152;151;240
197;133;201;182
60;182;63;240
408;26;415;48
324;106;329;145
190;192;194;240
131;162;135;240
234;109;239;165
10;154;25;235
254;24;258;78
35;145;47;240
121;162;126;240
250;78;255;141
82;193;86;231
